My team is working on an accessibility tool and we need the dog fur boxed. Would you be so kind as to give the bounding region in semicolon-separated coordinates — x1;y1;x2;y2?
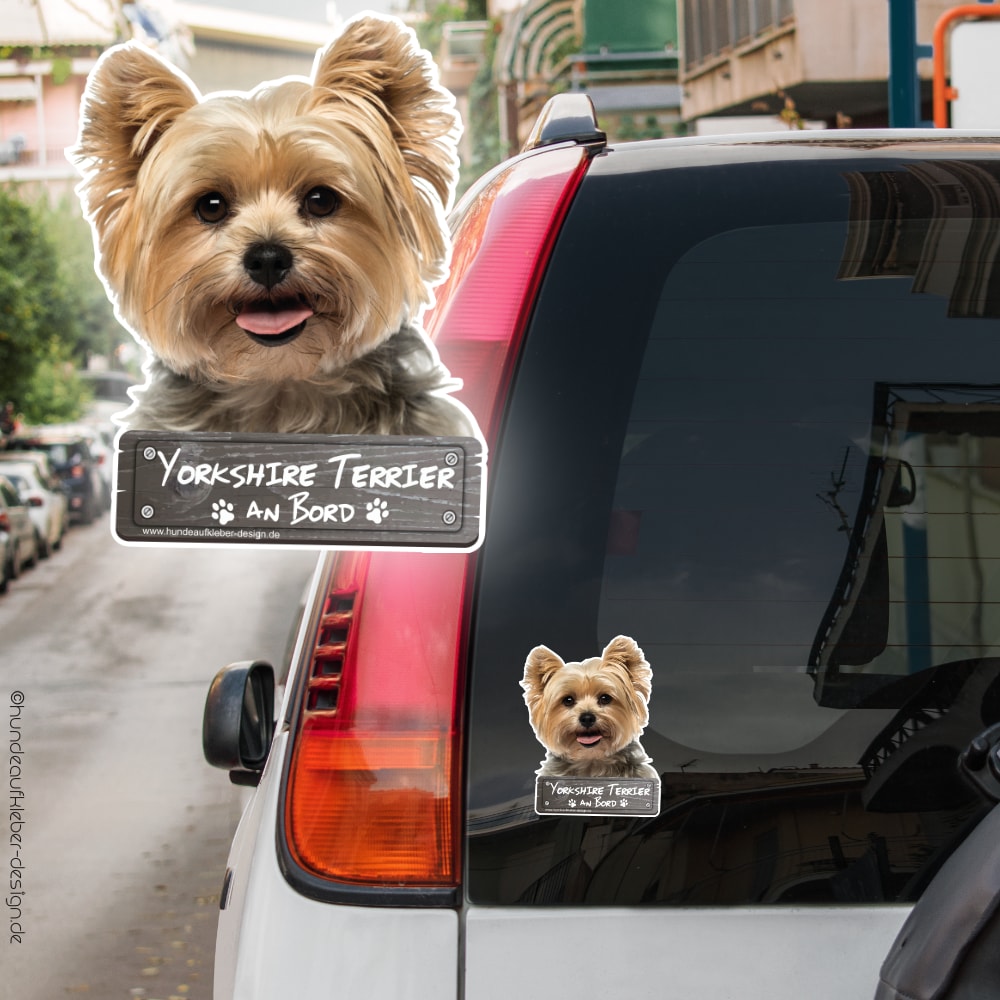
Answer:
521;635;658;780
72;15;473;437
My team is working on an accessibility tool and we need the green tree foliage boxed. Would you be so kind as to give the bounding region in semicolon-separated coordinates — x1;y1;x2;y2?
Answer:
414;3;467;54
615;114;665;141
462;20;503;194
0;189;92;424
34;194;124;364
17;340;90;425
411;1;504;197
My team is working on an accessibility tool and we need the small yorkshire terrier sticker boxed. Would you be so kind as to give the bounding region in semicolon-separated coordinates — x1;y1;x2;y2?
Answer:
521;636;660;817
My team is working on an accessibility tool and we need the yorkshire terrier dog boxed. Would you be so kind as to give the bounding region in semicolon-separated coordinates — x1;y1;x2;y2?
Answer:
521;636;658;780
72;15;473;437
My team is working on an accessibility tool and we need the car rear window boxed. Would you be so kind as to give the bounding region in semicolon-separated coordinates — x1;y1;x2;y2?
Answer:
466;145;1000;907
4;474;28;495
0;480;21;507
22;442;81;468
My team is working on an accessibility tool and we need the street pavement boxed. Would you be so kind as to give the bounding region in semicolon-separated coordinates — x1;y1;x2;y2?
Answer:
1;512;317;999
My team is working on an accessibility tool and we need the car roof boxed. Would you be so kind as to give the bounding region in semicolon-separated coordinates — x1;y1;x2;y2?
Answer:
14;430;90;445
0;449;54;469
591;127;1000;171
0;461;39;478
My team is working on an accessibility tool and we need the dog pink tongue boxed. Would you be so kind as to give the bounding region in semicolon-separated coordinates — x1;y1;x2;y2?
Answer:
577;734;602;746
236;306;313;336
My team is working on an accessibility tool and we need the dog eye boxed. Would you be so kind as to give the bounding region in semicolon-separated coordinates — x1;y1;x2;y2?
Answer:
304;186;340;218
561;695;576;708
597;694;613;706
195;192;228;224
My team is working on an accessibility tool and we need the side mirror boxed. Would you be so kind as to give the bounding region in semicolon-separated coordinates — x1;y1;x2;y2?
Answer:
203;660;275;786
886;459;917;507
960;721;1000;803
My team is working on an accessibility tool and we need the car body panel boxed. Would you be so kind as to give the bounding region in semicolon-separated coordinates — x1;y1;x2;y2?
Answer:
0;461;68;555
464;906;910;999
0;474;37;580
215;732;459;1000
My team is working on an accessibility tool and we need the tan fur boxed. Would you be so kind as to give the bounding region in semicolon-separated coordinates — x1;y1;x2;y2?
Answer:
71;15;470;436
521;636;658;780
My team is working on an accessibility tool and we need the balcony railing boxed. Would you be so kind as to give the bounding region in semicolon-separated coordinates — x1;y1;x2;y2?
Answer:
683;0;795;70
0;146;79;185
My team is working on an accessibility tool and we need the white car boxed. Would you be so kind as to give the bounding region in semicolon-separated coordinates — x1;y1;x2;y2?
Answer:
38;422;114;510
202;112;1000;999
0;473;38;590
0;460;68;558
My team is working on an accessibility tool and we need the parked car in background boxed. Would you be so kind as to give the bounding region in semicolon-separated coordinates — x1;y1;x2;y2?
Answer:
0;473;38;592
201;103;1000;999
51;422;114;510
8;428;104;524
0;449;64;497
0;460;67;558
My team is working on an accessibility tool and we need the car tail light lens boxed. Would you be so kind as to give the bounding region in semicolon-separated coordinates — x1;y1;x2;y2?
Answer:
285;550;468;886
0;511;8;531
427;145;591;437
282;144;591;898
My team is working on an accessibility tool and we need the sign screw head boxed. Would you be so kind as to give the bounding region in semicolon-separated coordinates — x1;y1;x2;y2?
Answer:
140;504;155;519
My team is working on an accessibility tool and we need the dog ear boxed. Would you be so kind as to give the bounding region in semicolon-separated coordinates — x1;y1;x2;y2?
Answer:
73;43;199;242
521;646;564;709
602;636;653;705
310;16;460;213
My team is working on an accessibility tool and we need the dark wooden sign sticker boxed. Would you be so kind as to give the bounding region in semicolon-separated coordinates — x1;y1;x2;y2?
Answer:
534;776;661;817
113;430;485;551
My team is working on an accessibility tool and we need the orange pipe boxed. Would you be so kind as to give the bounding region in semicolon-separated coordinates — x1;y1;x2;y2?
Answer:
933;3;1000;127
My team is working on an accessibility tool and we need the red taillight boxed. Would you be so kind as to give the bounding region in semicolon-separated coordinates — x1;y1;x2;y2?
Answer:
286;551;467;885
283;144;590;892
0;511;8;531
427;144;591;437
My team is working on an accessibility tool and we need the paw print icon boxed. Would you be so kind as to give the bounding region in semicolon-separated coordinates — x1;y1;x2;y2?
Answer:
366;498;389;525
212;499;236;526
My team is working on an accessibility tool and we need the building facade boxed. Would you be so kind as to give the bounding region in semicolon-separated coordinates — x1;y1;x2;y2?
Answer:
681;0;957;128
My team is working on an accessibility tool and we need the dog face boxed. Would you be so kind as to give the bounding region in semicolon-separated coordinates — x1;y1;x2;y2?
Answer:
521;636;652;767
72;16;459;385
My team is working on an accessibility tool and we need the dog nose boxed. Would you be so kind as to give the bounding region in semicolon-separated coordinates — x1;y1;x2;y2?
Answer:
579;712;596;729
244;241;293;289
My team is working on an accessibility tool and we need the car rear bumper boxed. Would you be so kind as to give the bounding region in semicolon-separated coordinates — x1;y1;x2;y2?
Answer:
464;904;910;999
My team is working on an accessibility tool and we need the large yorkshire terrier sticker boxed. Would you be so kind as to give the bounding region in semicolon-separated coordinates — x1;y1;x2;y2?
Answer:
522;636;661;817
72;15;475;439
